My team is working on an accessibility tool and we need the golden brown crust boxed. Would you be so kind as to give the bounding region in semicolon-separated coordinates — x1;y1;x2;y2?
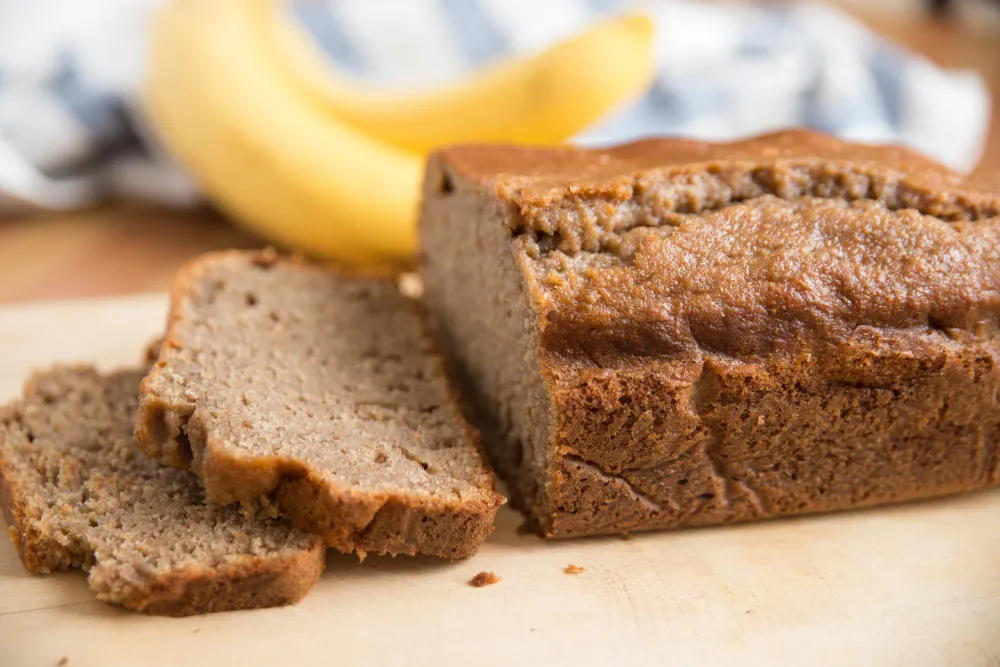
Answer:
0;453;32;568
274;472;497;559
434;129;998;253
137;250;503;559
113;550;325;617
437;128;970;197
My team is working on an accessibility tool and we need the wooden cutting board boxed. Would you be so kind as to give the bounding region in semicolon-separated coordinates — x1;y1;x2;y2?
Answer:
0;295;997;667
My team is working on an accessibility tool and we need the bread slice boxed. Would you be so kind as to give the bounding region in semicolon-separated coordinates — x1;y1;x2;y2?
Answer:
418;128;1000;538
135;251;503;559
0;366;325;616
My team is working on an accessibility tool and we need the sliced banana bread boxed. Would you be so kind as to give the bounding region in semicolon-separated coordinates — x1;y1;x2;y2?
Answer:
135;251;503;559
0;366;325;616
418;128;1000;538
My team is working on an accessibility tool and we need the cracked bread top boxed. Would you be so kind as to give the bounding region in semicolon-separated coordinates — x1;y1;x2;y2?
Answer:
431;129;1000;363
135;251;503;559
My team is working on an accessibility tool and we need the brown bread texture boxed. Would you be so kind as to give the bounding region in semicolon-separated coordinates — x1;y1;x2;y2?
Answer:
0;366;325;616
135;251;503;559
418;128;1000;538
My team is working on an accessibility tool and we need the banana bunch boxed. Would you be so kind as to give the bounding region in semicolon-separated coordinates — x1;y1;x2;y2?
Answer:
144;0;655;266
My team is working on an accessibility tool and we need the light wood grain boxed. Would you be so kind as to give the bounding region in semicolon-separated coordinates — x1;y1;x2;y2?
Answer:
0;295;998;667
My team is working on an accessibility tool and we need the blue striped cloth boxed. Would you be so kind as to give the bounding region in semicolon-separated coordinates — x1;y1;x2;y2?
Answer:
0;0;990;214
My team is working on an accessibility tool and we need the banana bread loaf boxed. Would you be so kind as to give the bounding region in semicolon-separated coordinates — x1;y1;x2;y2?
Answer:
419;128;1000;538
135;251;503;559
0;366;325;616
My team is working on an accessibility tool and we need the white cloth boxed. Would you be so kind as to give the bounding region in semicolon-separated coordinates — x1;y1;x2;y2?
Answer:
0;0;990;214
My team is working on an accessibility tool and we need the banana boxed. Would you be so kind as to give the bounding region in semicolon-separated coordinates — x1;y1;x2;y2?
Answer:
144;0;656;266
145;0;422;266
261;2;655;152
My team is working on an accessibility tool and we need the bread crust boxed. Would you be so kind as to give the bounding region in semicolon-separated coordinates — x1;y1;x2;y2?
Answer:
420;129;1000;538
1;451;37;570
135;250;502;559
97;549;325;617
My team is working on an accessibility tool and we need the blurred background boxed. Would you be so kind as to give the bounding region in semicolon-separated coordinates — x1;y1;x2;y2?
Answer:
0;0;998;303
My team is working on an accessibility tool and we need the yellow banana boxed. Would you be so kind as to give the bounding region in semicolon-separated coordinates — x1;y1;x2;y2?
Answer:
144;0;656;266
260;2;655;152
145;0;422;266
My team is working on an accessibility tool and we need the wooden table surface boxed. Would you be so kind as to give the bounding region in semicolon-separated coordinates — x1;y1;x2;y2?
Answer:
1;3;999;304
1;294;999;667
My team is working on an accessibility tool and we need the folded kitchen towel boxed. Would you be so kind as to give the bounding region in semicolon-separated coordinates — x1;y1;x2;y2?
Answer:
0;0;990;214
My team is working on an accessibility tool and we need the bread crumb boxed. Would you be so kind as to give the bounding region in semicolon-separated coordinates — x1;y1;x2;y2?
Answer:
192;628;200;633
563;564;585;575
57;658;68;666
621;532;632;541
469;571;500;587
397;273;425;299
